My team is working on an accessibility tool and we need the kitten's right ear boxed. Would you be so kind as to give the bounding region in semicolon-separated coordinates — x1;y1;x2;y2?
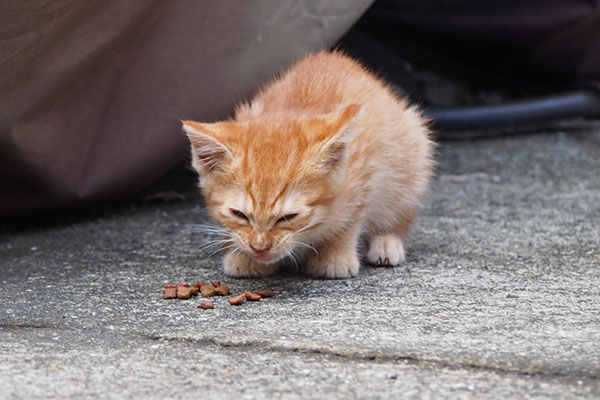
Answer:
182;120;232;174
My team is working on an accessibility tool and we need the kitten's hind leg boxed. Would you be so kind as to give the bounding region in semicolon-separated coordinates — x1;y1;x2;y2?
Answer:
365;234;405;266
223;250;279;278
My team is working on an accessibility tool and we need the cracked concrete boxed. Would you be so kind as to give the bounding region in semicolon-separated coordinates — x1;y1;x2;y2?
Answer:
1;126;599;399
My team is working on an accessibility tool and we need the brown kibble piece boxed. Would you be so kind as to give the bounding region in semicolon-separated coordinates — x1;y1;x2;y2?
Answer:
255;290;275;298
193;282;206;289
164;283;189;289
228;293;246;305
177;286;192;299
200;285;216;298
214;285;230;296
163;288;177;299
212;280;221;288
244;291;261;301
190;286;199;296
197;301;214;309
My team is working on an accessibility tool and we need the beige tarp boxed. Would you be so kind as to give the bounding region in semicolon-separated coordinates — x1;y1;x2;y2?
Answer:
0;0;373;218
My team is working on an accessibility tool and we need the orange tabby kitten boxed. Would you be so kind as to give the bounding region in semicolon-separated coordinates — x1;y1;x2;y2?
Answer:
182;50;434;278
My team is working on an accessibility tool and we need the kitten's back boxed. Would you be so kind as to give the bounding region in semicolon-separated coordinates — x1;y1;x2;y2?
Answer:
237;50;401;118
237;50;434;238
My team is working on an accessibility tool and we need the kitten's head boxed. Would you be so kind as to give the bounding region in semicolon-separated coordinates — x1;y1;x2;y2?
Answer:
182;104;360;266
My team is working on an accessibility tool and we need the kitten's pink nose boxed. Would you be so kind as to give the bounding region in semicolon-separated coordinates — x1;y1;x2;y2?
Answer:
249;242;272;254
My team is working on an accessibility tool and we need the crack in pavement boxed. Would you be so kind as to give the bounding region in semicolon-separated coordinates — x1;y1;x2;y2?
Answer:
0;320;65;330
144;333;600;383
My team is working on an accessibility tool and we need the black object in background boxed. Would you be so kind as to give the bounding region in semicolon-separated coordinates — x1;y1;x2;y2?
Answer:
340;0;600;137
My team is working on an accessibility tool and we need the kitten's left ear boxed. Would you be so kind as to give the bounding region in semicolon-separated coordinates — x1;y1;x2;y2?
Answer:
181;120;232;174
313;104;362;171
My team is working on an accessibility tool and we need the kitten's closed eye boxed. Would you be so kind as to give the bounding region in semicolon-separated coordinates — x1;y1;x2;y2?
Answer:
276;213;298;224
230;209;249;222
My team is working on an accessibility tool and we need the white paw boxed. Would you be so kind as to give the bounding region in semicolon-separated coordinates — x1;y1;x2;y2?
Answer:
366;234;405;266
306;251;360;279
223;251;279;278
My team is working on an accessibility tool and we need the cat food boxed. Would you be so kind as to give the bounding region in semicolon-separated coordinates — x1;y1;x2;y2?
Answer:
228;293;246;305
162;280;274;308
244;291;261;301
164;283;190;289
200;285;216;297
177;286;193;299
197;301;214;309
255;290;275;298
163;283;200;299
214;285;230;296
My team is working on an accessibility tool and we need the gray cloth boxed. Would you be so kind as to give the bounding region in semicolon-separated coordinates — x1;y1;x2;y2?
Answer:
0;0;373;218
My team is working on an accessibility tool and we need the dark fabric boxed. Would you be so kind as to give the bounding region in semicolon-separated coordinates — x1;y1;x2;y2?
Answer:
0;0;373;219
357;0;600;89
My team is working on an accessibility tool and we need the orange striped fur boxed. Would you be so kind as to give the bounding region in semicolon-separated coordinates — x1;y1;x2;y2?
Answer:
183;50;434;278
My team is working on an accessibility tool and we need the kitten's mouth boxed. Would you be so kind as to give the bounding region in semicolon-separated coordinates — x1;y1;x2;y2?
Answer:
254;253;277;262
248;250;283;264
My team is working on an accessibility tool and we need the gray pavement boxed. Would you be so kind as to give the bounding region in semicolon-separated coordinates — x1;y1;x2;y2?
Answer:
1;127;599;399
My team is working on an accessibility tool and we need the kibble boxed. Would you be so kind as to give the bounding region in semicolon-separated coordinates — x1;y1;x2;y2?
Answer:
214;285;230;296
177;286;193;299
228;293;246;305
197;301;214;309
255;290;275;298
244;291;261;301
164;283;190;289
200;285;216;297
162;288;177;299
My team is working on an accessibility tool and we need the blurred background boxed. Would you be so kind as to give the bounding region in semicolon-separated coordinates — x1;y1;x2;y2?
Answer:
2;0;599;220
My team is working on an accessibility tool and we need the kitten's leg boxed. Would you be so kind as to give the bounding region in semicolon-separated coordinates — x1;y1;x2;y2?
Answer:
305;220;362;279
223;250;279;278
365;211;415;267
365;234;405;266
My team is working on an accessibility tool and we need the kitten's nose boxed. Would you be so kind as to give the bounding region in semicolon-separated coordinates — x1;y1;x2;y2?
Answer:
249;242;272;254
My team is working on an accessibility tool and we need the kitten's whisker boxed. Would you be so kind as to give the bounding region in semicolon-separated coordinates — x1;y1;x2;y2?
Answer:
290;240;318;255
189;229;229;237
182;223;219;230
296;220;322;235
207;244;236;258
197;239;234;253
286;249;299;271
183;224;229;236
292;252;300;271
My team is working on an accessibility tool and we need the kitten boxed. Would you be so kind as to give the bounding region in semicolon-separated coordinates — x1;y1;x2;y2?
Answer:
182;50;434;278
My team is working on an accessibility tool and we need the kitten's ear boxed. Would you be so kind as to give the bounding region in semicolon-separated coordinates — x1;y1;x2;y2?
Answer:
182;120;232;174
312;104;361;171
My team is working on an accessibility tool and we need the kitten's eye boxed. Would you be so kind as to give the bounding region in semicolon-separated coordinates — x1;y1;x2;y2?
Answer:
276;213;298;224
230;209;249;221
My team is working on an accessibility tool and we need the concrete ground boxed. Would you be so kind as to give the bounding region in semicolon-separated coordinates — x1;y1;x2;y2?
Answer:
1;126;599;399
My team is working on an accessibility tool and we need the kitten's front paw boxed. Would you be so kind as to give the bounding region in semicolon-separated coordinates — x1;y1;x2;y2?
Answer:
366;234;405;267
306;251;360;279
223;251;279;278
